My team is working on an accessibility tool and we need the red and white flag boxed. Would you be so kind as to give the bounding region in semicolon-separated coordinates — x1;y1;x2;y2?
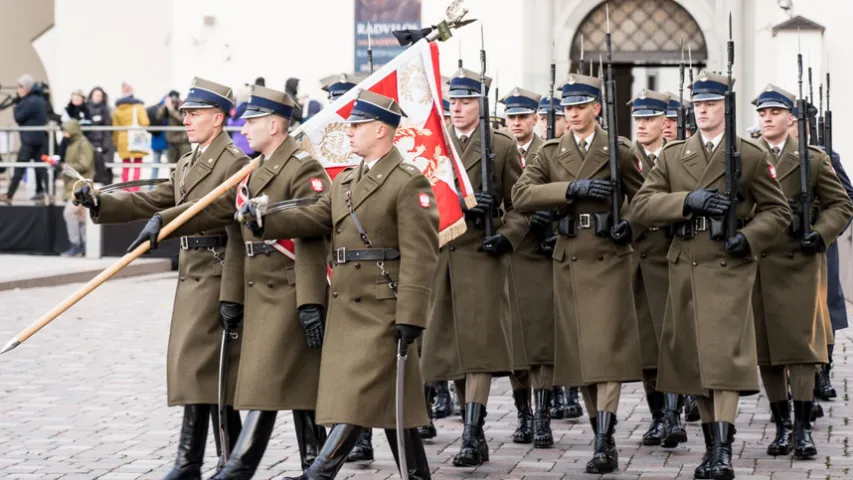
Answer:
298;39;473;246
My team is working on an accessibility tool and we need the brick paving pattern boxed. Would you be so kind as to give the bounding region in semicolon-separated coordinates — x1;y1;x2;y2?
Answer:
0;272;850;479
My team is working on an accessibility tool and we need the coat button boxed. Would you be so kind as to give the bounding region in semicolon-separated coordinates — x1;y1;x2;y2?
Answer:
247;281;254;287
355;263;361;269
598;255;604;261
354;297;361;303
336;228;341;233
761;253;767;258
332;291;338;298
180;276;186;281
788;253;794;259
640;253;647;259
692;262;698;266
720;261;727;266
449;246;456;251
267;281;274;288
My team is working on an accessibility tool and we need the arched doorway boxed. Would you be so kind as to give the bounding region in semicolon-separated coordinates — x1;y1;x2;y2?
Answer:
567;0;709;138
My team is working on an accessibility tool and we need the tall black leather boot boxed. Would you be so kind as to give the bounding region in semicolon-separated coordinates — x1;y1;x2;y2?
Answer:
210;405;243;475
766;401;792;456
565;386;584;419
511;388;533;444
293;410;327;471
815;344;837;400
533;389;553;448
345;429;373;462
418;384;437;439
385;428;432;480
452;403;488;467
709;422;735;480
684;395;701;422
793;400;817;459
433;381;452;419
282;424;364;480
694;423;714;479
162;404;210;480
586;411;618;474
661;393;687;448
641;391;665;446
550;386;568;419
209;410;278;479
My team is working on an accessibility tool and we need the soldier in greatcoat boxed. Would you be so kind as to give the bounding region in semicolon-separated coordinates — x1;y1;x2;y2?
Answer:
631;71;791;480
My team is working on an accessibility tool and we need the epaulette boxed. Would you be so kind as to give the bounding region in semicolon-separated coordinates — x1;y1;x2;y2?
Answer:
398;162;420;177
493;129;514;143
294;150;310;160
807;145;827;155
739;137;766;154
226;144;245;158
662;139;687;151
541;137;562;148
617;136;632;148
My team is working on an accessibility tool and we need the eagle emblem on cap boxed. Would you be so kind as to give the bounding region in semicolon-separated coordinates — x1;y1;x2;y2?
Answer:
457;70;466;78
639;88;647;99
511;87;520;96
568;74;576;85
698;70;709;81
339;73;349;82
190;77;198;87
765;84;774;92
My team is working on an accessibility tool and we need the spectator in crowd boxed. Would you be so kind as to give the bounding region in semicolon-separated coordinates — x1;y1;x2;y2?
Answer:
86;86;115;184
155;90;191;162
0;74;49;205
112;82;149;191
147;96;167;181
62;90;92;124
59;119;94;257
285;77;304;125
226;85;255;156
254;76;266;87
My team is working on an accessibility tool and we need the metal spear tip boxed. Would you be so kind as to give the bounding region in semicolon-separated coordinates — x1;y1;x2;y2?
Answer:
1;337;21;354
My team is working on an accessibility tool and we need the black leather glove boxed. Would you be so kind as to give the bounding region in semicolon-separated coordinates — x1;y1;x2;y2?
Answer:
468;192;494;217
683;188;731;216
530;211;553;236
395;324;424;354
219;301;244;331
127;214;162;252
566;179;612;200
801;231;825;256
480;233;512;256
235;202;263;236
724;232;751;258
72;184;99;212
298;304;325;349
538;235;557;256
610;220;632;245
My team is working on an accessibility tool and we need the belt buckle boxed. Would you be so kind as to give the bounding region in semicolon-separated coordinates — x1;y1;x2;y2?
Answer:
180;236;189;250
695;217;708;232
245;241;255;257
335;247;346;264
578;214;592;229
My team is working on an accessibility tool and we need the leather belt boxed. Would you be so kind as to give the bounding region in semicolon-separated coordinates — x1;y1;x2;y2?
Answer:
180;234;227;250
334;247;400;265
245;242;278;257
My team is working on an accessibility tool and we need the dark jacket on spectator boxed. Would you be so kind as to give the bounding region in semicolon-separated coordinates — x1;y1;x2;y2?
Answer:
86;89;114;153
65;102;92;124
14;90;48;146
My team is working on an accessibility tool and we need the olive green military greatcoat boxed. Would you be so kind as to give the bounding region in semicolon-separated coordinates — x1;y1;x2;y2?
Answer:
421;126;528;381
508;133;554;368
631;141;672;370
92;131;249;405
753;136;853;366
632;133;791;395
261;147;439;429
512;125;645;386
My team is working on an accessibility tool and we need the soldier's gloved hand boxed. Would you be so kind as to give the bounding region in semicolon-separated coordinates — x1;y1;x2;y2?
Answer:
538;235;558;256
610;220;632;245
468;192;495;217
72;184;99;213
801;231;825;256
566;179;612;200
219;301;244;331
683;188;731;216
298;304;325;349
480;233;512;256
127;214;162;252
724;232;751;258
235;202;263;236
395;324;424;354
530;211;553;236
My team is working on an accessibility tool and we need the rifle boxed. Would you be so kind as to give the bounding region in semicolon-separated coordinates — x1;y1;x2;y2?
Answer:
547;46;556;140
598;54;607;130
578;34;586;75
824;73;833;159
807;66;818;145
677;38;687;140
817;84;824;147
604;6;621;224
686;42;697;135
493;71;500;130
795;39;812;243
722;13;741;241
478;23;495;238
367;23;375;74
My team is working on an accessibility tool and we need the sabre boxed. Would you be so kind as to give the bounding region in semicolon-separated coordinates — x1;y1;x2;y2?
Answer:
64;164;169;207
235;195;320;225
391;0;475;45
395;339;408;480
217;326;237;462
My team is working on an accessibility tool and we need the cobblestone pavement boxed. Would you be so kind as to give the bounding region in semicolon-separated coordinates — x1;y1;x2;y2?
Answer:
0;272;850;479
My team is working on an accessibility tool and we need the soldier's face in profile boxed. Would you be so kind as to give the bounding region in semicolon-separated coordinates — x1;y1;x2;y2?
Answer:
347;121;383;157
563;101;600;136
662;117;677;141
450;98;479;132
538;115;567;138
634;115;665;147
693;100;724;134
507;113;537;143
241;116;273;153
758;108;794;143
183;108;224;145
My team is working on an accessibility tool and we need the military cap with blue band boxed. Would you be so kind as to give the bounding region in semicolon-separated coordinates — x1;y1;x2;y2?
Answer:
180;77;235;113
537;97;565;116
240;85;299;120
499;87;541;115
559;73;602;106
627;89;670;117
690;70;732;101
321;72;368;101
447;68;492;98
344;90;407;128
665;92;681;118
752;84;795;111
442;99;451;117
